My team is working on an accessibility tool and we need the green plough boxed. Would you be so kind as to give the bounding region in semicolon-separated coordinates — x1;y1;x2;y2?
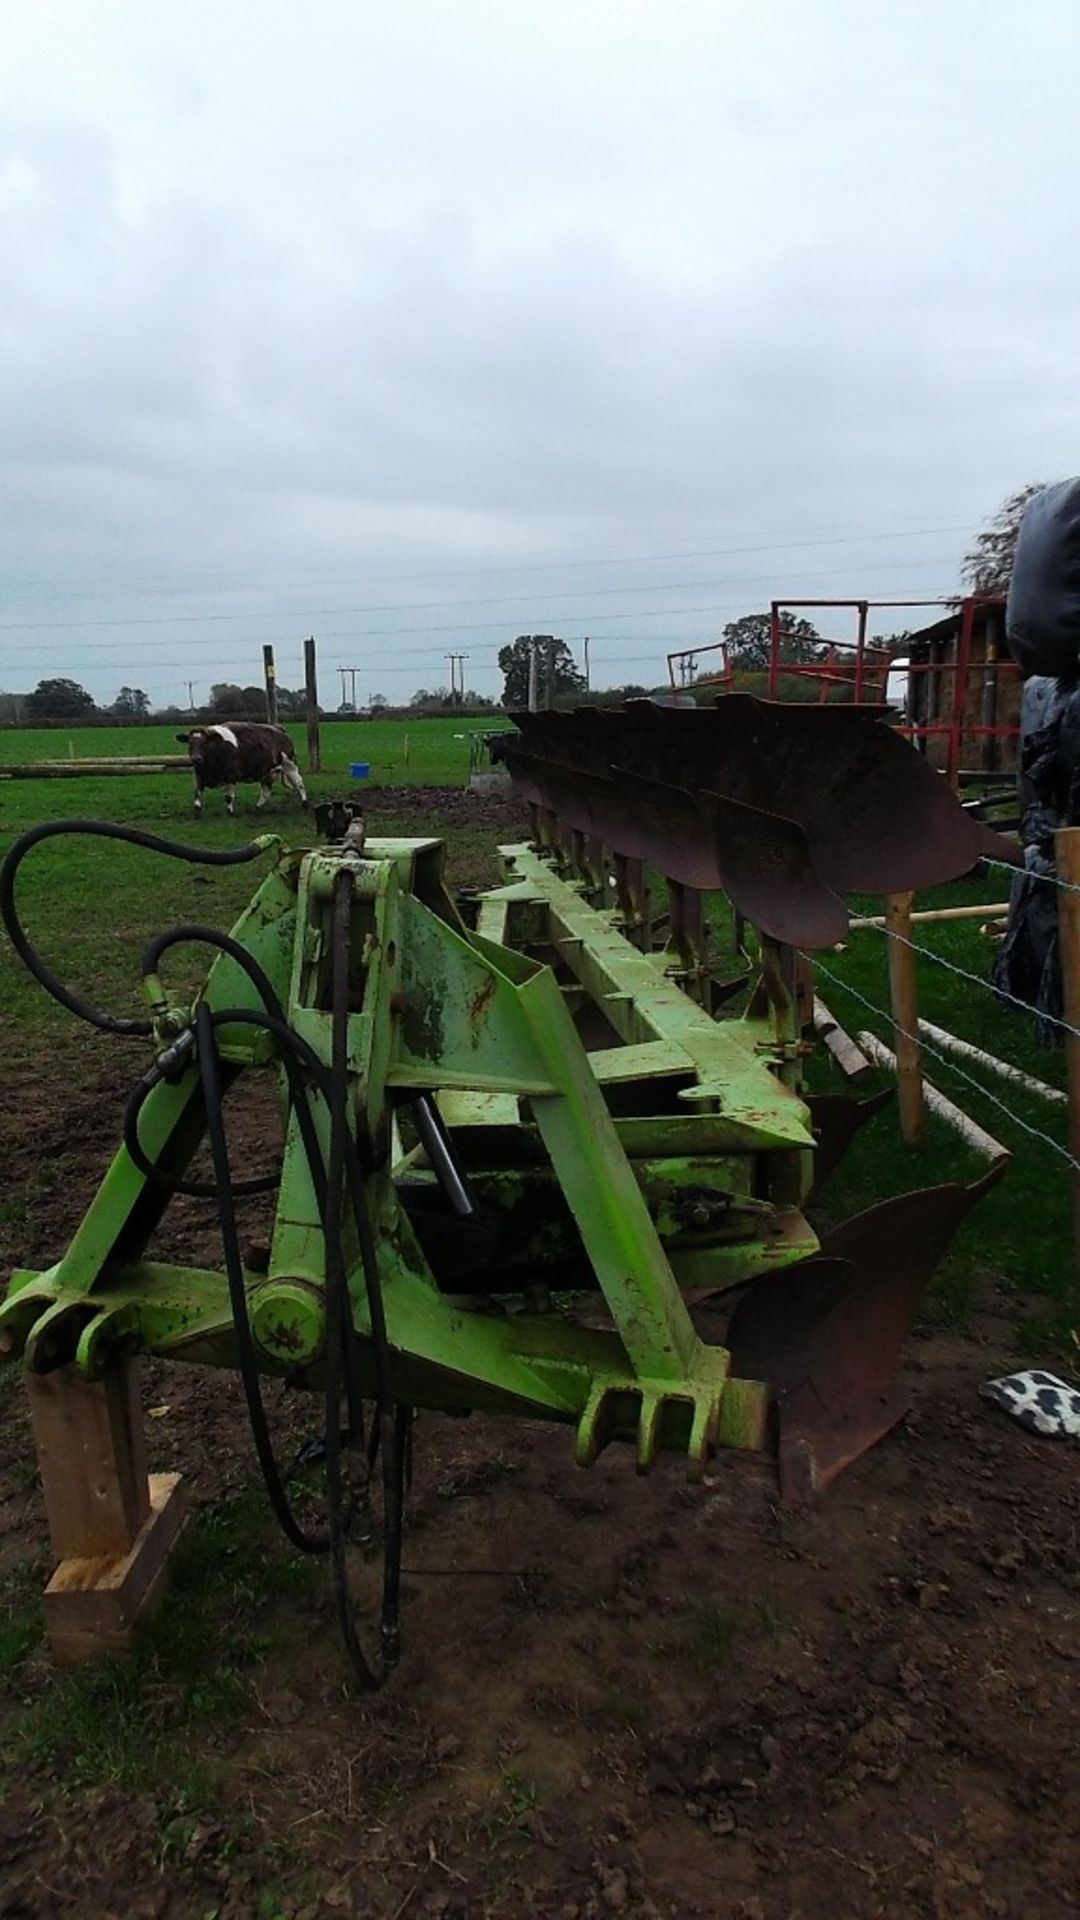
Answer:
0;701;1008;1678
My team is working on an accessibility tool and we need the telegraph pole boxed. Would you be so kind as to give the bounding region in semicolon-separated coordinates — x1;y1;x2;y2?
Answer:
527;638;539;712
186;680;196;712
348;666;359;710
445;652;469;704
339;667;349;709
583;637;590;692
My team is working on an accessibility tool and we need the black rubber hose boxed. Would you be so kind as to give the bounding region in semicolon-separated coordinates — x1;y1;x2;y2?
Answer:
124;924;300;1200
194;1000;329;1556
0;819;270;1034
125;1000;367;1456
123;1063;279;1200
140;922;283;1008
323;866;405;1686
122;970;326;1205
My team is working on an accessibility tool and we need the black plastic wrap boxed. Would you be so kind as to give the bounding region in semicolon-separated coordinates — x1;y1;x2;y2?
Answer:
1006;480;1080;680
992;682;1080;1043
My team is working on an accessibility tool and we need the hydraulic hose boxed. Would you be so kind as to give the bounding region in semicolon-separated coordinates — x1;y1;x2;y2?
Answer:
123;1064;279;1200
0;819;271;1034
323;865;404;1686
195;1001;329;1556
4;818;405;1677
125;925;306;1202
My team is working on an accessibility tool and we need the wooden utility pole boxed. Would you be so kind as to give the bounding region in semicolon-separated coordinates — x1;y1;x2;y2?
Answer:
1054;825;1080;1302
262;644;278;725
304;635;320;773
885;890;924;1143
527;639;539;712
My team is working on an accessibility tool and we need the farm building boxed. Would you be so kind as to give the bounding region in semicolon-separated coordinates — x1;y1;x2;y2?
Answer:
902;596;1020;780
767;595;1019;784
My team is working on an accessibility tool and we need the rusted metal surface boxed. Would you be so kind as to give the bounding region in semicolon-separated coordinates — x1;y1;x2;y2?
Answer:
802;1089;894;1195
725;1165;1006;1499
504;697;1010;948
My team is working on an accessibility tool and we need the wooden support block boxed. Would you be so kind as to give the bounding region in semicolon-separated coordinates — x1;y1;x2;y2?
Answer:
44;1472;190;1665
29;1361;150;1560
28;1359;189;1664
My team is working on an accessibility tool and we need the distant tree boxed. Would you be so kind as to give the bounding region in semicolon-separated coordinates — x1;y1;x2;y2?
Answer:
590;682;652;705
111;686;150;718
960;483;1046;595
368;692;390;711
409;686;455;711
461;688;495;709
273;686;308;721
25;676;97;719
207;683;266;719
498;635;586;708
721;612;823;671
0;691;21;722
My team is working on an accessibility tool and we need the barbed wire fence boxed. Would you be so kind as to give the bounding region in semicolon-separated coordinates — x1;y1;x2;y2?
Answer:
803;828;1080;1324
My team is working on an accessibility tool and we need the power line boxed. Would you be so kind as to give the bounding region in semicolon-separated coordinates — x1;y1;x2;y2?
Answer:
0;520;973;607
0;555;960;652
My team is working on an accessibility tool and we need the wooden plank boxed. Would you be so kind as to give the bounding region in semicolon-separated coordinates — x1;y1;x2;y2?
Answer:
813;997;872;1081
919;1018;1067;1106
857;1031;1011;1164
848;901;1009;929
44;1473;190;1665
28;1361;150;1561
0;758;189;778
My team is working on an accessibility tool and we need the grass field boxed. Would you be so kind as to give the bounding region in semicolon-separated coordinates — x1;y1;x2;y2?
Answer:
0;718;512;1073
0;714;492;786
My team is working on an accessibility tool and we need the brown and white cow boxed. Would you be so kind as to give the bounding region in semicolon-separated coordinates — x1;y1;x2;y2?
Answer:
176;722;308;815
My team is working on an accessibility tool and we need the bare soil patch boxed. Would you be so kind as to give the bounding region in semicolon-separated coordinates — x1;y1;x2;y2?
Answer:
1;789;1077;1918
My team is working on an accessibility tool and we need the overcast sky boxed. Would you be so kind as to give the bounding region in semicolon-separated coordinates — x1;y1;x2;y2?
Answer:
2;0;1079;709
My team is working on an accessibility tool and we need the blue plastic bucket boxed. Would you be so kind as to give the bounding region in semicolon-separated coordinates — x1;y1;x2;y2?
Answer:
348;762;371;779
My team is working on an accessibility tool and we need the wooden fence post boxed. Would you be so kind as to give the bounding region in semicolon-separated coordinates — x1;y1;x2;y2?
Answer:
1054;826;1080;1304
303;635;321;773
885;890;924;1143
263;644;278;725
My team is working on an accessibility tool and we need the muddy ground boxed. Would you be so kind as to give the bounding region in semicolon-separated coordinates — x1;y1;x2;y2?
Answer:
1;789;1078;1919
